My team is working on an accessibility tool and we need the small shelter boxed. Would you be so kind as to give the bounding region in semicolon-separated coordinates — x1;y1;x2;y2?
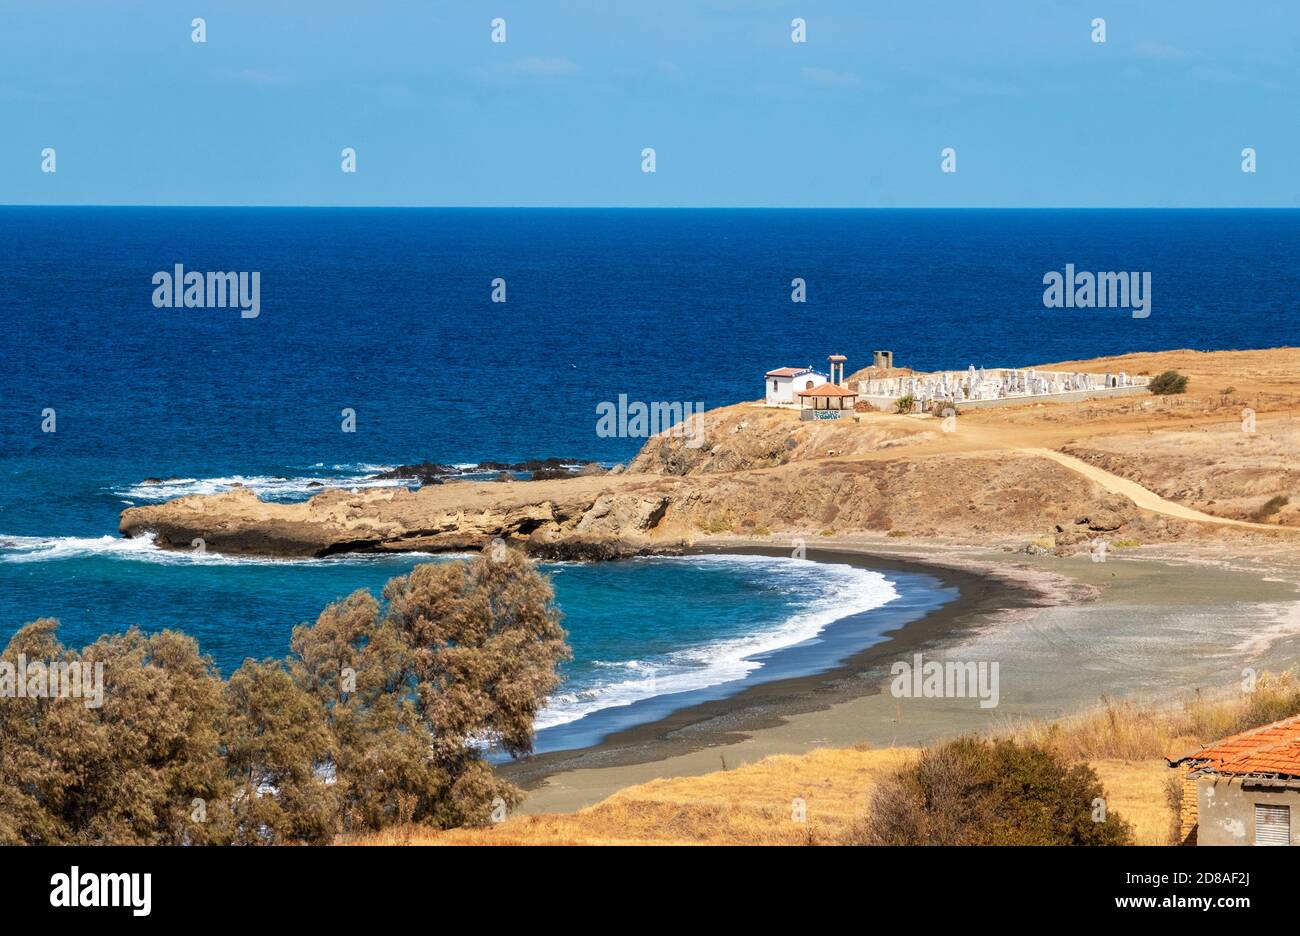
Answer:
796;382;858;419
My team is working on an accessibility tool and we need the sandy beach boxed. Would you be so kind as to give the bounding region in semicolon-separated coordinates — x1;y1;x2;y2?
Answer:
507;539;1300;813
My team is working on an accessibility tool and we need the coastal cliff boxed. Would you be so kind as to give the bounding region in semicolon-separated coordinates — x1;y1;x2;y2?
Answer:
119;349;1300;558
120;453;1148;558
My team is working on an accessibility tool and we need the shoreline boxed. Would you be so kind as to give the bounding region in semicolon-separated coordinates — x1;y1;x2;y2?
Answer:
505;539;1300;813
502;543;1048;793
522;548;958;756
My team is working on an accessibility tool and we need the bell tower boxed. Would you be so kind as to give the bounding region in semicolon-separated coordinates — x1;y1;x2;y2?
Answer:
828;354;847;386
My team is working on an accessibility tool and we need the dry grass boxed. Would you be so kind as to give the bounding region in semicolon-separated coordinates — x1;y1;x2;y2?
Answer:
350;671;1300;846
998;671;1300;762
352;748;1171;847
1090;760;1176;846
352;746;915;846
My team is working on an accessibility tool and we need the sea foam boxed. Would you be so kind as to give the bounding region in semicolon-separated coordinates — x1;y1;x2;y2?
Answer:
534;554;898;731
112;470;409;503
0;532;450;567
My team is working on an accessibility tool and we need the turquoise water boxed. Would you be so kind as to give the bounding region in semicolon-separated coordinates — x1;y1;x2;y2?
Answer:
0;537;933;751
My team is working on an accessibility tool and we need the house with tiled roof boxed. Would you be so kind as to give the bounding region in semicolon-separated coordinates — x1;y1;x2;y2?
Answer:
1169;714;1300;845
764;366;827;406
765;354;853;408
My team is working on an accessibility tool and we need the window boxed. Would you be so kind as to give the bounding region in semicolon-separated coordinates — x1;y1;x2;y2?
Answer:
1255;803;1291;846
772;381;778;392
805;380;814;390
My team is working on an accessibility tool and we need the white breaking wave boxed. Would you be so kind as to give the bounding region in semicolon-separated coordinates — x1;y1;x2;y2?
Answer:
112;471;410;503
534;554;899;731
0;532;450;567
0;533;180;564
108;462;611;503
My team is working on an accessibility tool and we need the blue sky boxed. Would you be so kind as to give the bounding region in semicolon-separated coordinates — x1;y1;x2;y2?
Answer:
2;0;1296;207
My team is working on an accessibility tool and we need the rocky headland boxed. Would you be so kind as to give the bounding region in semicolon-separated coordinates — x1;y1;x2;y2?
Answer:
119;348;1300;559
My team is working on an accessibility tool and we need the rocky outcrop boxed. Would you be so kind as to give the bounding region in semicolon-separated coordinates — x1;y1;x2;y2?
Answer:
523;535;673;562
626;402;927;476
368;457;603;485
477;458;602;474
573;494;669;535
119;478;681;558
369;462;451;485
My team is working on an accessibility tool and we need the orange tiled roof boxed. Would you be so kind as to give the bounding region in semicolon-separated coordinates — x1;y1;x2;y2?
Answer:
1175;715;1300;778
797;383;857;397
766;367;814;378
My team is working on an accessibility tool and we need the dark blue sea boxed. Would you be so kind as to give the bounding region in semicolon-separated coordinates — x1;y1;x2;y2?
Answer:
1;208;1296;750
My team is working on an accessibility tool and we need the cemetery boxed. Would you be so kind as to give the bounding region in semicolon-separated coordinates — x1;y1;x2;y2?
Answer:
765;352;1151;416
856;363;1151;412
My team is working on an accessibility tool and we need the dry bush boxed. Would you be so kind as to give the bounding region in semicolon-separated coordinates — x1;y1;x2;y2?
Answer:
841;736;1133;846
1148;370;1189;395
1163;774;1185;845
0;622;232;845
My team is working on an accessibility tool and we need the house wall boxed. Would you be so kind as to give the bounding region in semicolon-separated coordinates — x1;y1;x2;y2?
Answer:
1195;776;1300;845
766;372;826;406
1179;774;1199;845
765;378;790;405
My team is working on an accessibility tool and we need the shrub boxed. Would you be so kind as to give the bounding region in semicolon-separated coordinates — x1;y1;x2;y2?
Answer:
290;549;569;833
224;659;337;844
0;621;231;845
844;736;1133;845
1148;370;1188;395
1252;494;1288;521
699;515;732;534
0;549;570;844
1163;774;1187;845
894;394;915;414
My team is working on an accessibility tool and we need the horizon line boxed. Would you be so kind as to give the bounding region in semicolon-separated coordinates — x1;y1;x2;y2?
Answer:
3;204;1297;211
